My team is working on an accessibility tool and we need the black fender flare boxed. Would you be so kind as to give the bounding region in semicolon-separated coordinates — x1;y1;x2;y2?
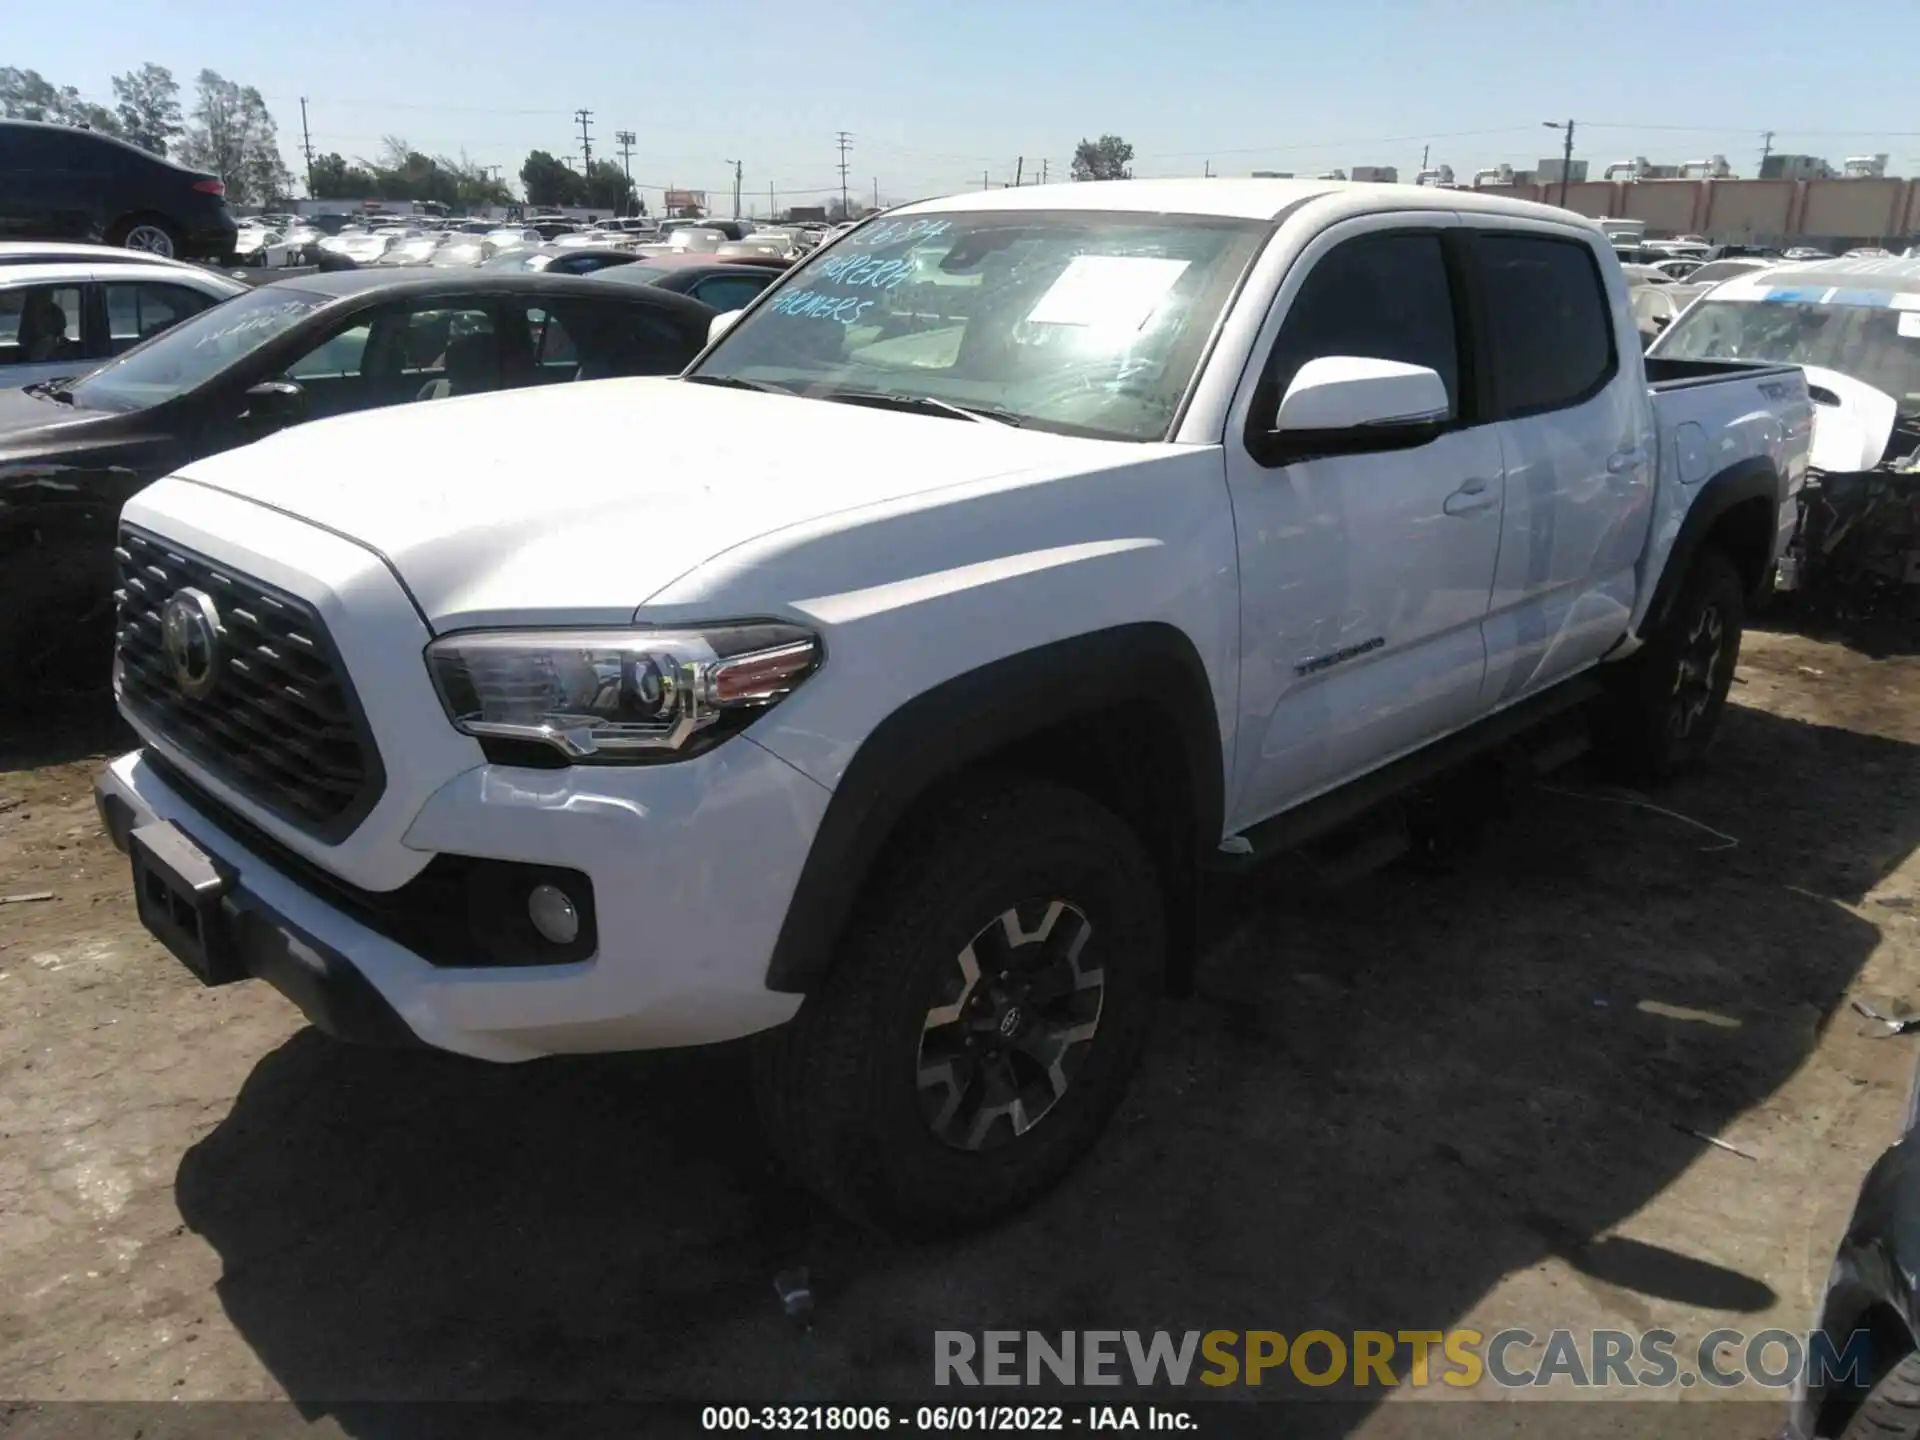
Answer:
763;622;1226;995
1644;455;1783;630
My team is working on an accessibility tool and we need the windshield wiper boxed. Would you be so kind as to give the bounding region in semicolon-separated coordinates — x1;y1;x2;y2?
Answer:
24;379;76;404
812;389;1024;426
680;374;792;395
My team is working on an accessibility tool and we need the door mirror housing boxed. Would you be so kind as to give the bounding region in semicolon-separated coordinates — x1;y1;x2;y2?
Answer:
1275;356;1449;432
241;378;307;428
1257;356;1450;465
707;309;744;346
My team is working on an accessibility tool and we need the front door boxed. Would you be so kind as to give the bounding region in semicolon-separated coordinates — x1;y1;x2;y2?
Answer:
1222;218;1506;831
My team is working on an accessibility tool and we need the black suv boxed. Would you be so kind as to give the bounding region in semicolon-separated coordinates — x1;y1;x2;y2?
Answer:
0;121;238;260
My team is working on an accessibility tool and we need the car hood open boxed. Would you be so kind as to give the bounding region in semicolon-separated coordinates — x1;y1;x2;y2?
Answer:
170;378;1125;630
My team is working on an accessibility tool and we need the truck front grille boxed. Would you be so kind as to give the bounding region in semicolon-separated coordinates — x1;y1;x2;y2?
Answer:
114;526;385;841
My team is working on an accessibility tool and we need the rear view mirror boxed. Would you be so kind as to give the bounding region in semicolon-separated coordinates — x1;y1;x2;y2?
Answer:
241;378;307;428
708;310;743;346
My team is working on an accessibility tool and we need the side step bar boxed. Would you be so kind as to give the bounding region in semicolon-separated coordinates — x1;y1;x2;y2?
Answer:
1208;676;1603;874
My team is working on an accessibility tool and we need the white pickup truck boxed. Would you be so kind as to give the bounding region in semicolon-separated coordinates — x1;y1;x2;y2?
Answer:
94;180;1811;1234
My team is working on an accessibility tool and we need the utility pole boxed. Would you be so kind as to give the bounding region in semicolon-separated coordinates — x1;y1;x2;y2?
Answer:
1421;143;1430;172
298;97;315;198
872;176;878;209
1759;130;1775;173
983;169;990;190
724;158;742;220
835;131;853;218
615;129;636;214
769;181;775;220
575;108;594;203
1041;158;1048;185
1015;156;1024;187
1543;119;1575;208
1204;159;1212;178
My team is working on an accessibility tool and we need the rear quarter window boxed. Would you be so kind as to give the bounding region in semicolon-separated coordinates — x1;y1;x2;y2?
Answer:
1476;233;1618;417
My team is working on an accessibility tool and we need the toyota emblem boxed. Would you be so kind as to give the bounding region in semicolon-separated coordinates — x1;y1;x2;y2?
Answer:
160;588;225;699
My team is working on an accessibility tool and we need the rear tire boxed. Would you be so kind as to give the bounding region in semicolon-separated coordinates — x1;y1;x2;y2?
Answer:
754;776;1165;1237
1593;547;1745;782
107;214;180;258
1841;1349;1920;1440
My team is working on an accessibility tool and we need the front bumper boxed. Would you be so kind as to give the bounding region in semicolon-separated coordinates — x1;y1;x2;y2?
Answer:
96;741;825;1062
96;764;419;1048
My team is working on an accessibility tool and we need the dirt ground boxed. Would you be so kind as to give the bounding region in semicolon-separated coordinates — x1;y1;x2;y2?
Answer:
2;621;1918;1439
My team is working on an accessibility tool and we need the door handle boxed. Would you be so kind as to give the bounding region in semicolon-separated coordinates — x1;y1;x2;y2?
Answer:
1443;480;1496;517
1607;447;1646;475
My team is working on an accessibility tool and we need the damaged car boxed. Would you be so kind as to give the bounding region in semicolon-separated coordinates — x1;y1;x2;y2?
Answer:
1650;260;1920;621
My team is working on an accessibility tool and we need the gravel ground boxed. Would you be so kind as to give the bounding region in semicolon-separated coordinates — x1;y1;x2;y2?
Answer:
1;622;1916;1439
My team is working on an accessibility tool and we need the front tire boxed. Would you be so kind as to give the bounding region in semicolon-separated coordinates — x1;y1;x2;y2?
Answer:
1594;547;1745;781
1841;1349;1920;1440
755;777;1165;1237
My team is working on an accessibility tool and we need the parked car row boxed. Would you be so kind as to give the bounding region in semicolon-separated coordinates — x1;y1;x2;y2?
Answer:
0;265;719;689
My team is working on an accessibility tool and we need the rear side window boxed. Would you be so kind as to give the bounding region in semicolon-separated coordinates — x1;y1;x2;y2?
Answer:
1258;232;1459;423
1476;234;1616;417
105;282;215;354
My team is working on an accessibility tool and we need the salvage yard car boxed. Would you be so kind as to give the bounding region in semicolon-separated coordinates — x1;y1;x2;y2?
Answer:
90;179;1811;1236
1650;257;1920;617
0;247;245;391
0;119;238;260
1;269;714;689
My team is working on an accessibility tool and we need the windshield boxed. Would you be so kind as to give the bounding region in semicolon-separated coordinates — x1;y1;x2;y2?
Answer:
690;208;1267;441
67;286;330;413
1654;297;1920;412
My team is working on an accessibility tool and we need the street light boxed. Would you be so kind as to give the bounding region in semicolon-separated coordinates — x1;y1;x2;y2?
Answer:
1543;119;1575;209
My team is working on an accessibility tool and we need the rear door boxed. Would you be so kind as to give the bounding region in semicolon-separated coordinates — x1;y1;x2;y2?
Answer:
1223;217;1506;826
1468;226;1655;705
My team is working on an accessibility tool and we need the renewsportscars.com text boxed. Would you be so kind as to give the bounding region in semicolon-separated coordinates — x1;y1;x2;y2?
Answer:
933;1328;1875;1391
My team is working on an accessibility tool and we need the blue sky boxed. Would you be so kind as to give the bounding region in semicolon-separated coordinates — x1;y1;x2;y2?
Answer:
27;0;1920;210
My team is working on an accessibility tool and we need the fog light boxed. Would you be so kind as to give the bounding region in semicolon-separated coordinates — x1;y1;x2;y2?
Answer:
527;883;579;945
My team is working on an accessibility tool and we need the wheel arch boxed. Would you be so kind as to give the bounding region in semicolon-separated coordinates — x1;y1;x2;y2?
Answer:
1646;455;1783;629
763;621;1226;995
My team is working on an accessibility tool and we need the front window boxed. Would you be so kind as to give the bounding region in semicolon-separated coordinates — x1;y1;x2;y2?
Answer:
1654;298;1920;411
689;208;1268;441
67;285;331;413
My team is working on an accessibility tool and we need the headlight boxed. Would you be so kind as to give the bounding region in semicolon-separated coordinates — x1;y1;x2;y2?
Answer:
426;623;821;762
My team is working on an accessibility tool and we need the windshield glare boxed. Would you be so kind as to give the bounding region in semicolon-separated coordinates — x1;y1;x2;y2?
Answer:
68;287;330;413
1655;298;1920;410
691;209;1268;441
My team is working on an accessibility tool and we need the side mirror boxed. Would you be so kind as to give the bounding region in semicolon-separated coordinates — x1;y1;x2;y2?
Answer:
707;309;744;346
241;378;307;429
1275;357;1449;432
1260;356;1448;462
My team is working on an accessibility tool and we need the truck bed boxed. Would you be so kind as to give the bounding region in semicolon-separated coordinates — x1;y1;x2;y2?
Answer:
1645;356;1804;392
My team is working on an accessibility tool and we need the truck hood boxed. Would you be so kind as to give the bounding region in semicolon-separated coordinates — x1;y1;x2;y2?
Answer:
1801;364;1899;472
171;378;1115;630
